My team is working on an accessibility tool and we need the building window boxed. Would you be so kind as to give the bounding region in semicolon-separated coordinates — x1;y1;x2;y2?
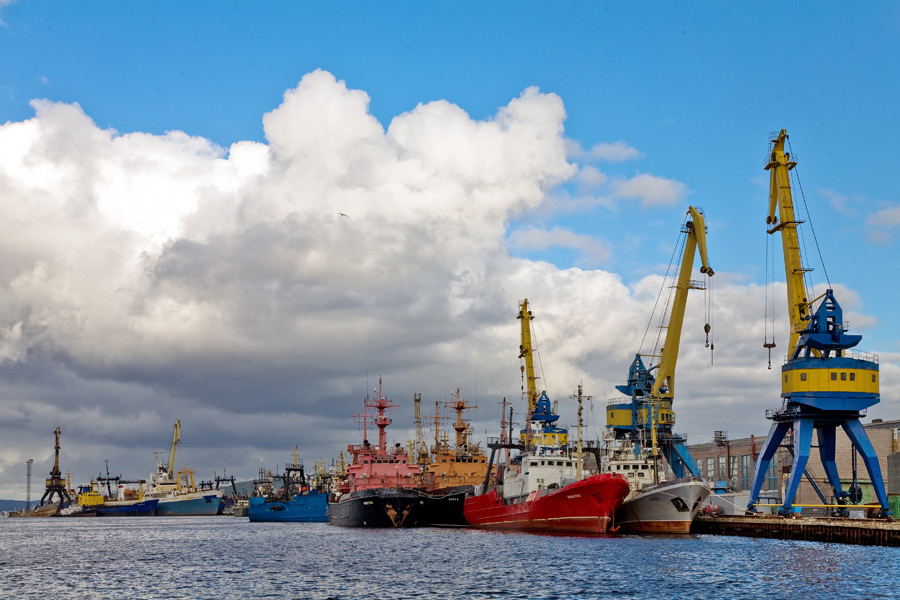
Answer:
707;458;714;480
741;455;750;491
841;373;847;381
729;456;737;484
831;372;837;381
718;456;726;481
767;460;778;491
850;373;856;381
800;372;807;381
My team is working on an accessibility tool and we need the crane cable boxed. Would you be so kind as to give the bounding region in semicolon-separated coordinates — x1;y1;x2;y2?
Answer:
787;137;831;288
639;215;685;354
763;231;776;369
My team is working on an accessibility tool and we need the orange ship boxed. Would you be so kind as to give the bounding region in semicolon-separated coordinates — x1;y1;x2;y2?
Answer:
417;389;489;526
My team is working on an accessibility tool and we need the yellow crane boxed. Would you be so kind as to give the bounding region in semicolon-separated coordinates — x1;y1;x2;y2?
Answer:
607;207;713;478
166;419;181;477
747;129;890;517
516;299;567;448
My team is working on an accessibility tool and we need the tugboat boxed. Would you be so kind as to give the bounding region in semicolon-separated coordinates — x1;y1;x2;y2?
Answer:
463;300;630;534
416;390;489;527
248;447;328;522
327;378;425;527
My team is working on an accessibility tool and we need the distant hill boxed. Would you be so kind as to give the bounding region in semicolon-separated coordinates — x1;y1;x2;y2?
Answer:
1;499;28;512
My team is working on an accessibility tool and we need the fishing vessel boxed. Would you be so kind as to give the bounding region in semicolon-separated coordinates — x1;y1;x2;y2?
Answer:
463;300;630;534
415;390;489;527
143;420;224;515
248;448;328;522
327;378;425;528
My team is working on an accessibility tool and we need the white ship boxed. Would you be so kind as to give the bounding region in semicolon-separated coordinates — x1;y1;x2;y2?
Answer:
603;438;709;533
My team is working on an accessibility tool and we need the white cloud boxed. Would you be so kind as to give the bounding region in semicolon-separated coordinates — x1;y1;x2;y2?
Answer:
611;173;689;207
507;226;610;268
865;204;900;245
586;140;642;162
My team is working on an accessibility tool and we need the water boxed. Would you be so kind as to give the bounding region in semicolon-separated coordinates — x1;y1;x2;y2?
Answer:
1;517;898;599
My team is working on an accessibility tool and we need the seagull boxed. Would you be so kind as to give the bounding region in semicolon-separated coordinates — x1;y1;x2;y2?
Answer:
338;212;349;217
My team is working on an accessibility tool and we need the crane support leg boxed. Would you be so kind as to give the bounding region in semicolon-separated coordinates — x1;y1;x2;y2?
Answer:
747;421;790;512
816;426;845;499
841;419;891;515
780;417;815;515
664;442;701;479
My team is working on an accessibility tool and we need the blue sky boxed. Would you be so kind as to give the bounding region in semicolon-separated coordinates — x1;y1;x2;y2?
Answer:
1;1;899;494
5;2;899;308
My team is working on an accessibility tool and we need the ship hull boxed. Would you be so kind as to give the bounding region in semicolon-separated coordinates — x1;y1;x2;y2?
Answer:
155;492;223;516
327;488;425;528
463;474;630;534
248;491;328;523
96;499;159;517
419;485;473;527
616;479;710;534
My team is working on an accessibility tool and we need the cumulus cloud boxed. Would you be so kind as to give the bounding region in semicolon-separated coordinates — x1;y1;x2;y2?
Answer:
0;69;893;497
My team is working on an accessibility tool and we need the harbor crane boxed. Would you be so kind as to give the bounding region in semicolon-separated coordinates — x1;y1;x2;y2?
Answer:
746;129;890;517
606;207;714;479
517;299;567;449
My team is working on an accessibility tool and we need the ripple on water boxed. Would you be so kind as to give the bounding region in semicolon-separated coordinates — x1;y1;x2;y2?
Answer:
2;518;900;599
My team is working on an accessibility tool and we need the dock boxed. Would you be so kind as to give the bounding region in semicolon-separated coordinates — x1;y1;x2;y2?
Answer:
694;514;900;547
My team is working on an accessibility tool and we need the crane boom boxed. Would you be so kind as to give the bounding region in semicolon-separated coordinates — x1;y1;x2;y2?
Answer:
517;299;538;414
167;419;181;476
651;206;714;401
765;129;811;351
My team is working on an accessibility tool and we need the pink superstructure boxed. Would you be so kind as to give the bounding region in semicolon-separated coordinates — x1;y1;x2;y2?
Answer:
340;378;421;494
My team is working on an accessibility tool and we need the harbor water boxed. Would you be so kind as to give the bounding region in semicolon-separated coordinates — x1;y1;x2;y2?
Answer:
1;517;898;599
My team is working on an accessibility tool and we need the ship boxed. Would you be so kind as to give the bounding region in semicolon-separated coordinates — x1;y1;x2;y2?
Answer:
61;479;159;517
463;300;630;534
414;390;489;527
142;420;224;516
247;448;328;523
602;434;709;533
327;378;426;528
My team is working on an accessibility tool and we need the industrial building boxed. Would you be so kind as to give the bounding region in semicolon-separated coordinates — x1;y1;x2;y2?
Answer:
687;419;900;516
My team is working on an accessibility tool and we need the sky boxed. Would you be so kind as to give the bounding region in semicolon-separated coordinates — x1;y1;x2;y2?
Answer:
1;1;899;499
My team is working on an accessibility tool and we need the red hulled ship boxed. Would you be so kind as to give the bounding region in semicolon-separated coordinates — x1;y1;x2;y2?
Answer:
326;378;425;527
463;300;630;534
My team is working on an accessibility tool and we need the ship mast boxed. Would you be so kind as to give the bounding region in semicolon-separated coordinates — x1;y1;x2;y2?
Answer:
445;388;474;451
570;385;589;481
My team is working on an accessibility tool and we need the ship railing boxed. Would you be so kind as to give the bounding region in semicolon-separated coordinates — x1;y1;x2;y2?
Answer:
782;349;879;365
607;398;632;406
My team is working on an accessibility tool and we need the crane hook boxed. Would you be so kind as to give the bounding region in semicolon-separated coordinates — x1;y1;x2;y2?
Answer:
704;323;711;348
763;341;776;370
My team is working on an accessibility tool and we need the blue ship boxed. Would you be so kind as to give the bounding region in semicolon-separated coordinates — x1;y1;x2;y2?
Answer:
248;490;328;522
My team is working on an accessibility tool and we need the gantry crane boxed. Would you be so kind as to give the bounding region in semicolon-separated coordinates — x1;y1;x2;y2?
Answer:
607;206;713;478
747;129;890;517
517;299;567;449
39;427;72;506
